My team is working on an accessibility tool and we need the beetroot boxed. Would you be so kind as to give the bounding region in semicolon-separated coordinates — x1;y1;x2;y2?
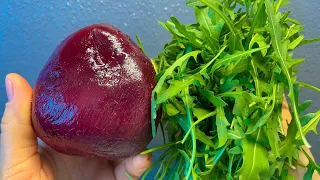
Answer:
32;24;156;160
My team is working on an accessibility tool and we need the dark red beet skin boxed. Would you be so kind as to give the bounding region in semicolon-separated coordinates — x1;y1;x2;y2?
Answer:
32;24;156;160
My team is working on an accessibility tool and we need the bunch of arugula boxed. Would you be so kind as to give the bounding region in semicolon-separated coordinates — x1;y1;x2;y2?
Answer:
140;0;320;179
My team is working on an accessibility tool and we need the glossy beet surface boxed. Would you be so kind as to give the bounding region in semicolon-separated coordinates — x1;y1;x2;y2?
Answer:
32;24;156;160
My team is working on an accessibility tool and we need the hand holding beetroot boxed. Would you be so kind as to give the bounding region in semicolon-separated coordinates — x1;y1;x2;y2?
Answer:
1;24;157;180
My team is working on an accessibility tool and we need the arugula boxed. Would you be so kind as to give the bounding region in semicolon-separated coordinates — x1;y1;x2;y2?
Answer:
143;0;320;179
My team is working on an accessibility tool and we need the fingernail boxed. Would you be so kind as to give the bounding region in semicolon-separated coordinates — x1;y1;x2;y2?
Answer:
5;79;14;102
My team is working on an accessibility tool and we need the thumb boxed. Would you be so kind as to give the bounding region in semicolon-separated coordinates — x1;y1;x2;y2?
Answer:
114;153;152;180
1;73;38;178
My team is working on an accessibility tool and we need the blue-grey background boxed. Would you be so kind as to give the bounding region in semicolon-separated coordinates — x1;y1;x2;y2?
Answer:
0;0;319;177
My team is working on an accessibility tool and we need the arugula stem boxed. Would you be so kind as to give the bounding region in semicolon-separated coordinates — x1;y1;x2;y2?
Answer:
141;141;181;155
228;154;235;180
299;147;320;172
299;82;320;93
275;0;283;12
251;60;261;97
284;70;310;147
158;152;179;180
199;46;227;74
277;116;285;135
245;0;265;49
160;121;166;144
141;148;171;180
181;111;217;144
183;87;196;180
235;156;243;173
125;172;134;180
151;59;159;74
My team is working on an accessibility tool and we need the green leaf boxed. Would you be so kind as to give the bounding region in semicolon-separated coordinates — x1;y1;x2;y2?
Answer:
151;51;201;136
298;37;320;47
228;122;245;139
300;113;316;126
228;146;242;154
196;128;215;147
299;81;320;93
266;116;280;158
275;0;290;12
296;110;320;138
193;108;211;120
232;95;249;119
156;75;202;104
201;90;228;107
166;103;180;116
182;87;196;180
285;24;304;39
303;164;315;180
195;7;217;38
216;106;230;148
199;0;237;35
176;115;191;133
288;35;304;50
267;160;285;179
245;0;266;49
247;85;276;134
249;33;268;56
135;35;146;55
151;92;157;137
210;46;270;73
186;0;204;7
232;57;250;74
301;147;320;174
265;0;310;148
287;58;305;69
239;129;269;180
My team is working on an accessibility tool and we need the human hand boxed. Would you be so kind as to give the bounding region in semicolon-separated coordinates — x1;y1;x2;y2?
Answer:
1;73;152;180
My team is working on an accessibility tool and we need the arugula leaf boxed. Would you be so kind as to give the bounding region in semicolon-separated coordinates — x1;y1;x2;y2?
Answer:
216;106;230;148
196;128;215;147
146;0;320;179
210;46;269;73
199;0;237;35
186;0;204;7
239;129;269;180
265;0;310;148
265;116;281;158
182;87;196;180
195;7;218;39
249;33;268;56
151;51;201;136
201;90;228;107
298;37;320;47
296;110;320;138
228;146;242;154
228;122;245;140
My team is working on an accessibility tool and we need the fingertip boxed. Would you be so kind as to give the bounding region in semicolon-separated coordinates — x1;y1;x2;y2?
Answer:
2;73;33;125
5;73;33;94
132;153;152;170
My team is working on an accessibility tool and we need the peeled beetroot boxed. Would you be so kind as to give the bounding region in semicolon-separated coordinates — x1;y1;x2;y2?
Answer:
32;24;156;160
